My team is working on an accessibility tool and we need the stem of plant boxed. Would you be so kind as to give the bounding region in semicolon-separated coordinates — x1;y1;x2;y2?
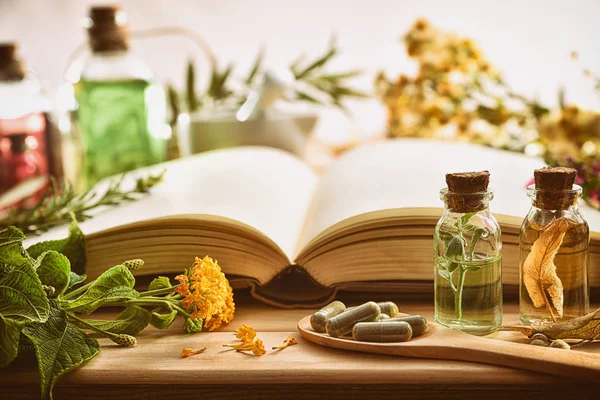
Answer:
138;286;178;297
63;280;94;300
455;266;467;320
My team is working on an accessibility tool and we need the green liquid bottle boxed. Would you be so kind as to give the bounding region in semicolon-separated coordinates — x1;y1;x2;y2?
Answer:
433;171;503;336
75;78;166;187
70;6;168;188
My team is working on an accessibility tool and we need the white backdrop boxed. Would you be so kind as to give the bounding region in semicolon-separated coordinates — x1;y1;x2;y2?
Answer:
1;0;599;143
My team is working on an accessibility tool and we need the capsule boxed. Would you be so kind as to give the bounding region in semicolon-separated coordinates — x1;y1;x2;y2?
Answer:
385;315;428;337
310;301;346;333
326;301;380;338
549;340;570;350
530;333;550;344
377;302;400;318
352;321;413;343
376;313;390;321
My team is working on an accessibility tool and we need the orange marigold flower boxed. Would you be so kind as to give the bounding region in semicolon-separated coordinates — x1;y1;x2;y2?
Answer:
177;256;235;331
235;324;257;344
180;346;206;358
272;336;298;350
238;338;266;356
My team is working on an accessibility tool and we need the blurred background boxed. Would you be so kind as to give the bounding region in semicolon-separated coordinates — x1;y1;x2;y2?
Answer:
1;0;600;212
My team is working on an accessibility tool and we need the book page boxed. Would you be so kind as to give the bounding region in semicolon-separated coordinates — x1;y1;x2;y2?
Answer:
296;138;593;253
28;147;318;260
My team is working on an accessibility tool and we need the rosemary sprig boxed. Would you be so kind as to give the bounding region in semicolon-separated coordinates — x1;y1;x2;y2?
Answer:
0;171;165;235
171;37;365;115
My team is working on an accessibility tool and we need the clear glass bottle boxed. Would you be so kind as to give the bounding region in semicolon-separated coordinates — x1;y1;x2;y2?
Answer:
519;169;589;325
434;172;503;336
64;6;169;189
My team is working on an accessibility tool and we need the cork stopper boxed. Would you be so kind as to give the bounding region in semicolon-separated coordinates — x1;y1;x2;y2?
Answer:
533;167;578;210
0;42;25;81
87;5;129;53
444;171;490;213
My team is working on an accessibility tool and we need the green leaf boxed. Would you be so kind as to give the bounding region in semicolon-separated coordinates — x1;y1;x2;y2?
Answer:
465;266;481;272
0;228;49;323
35;251;71;298
448;262;460;273
438;269;451;281
245;46;265;86
445;235;466;263
460;212;477;226
62;266;138;314
67;272;87;290
27;218;86;275
23;304;100;400
148;276;171;291
78;306;150;336
150;309;177;330
0;315;21;367
166;83;180;125
183;317;203;334
469;228;487;260
186;59;200;111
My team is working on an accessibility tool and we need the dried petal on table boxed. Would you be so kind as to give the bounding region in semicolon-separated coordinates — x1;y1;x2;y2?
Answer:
237;338;266;356
523;217;570;320
272;336;298;350
181;346;207;358
235;324;257;344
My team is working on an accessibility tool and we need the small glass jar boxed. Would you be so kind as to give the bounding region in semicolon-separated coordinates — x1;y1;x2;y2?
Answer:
434;189;503;335
519;184;589;325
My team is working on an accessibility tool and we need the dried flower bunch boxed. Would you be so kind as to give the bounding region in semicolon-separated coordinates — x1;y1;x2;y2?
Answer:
375;18;548;150
0;219;235;399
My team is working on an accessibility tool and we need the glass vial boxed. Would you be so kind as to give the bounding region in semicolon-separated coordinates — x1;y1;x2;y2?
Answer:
67;6;168;189
519;167;589;325
434;171;503;336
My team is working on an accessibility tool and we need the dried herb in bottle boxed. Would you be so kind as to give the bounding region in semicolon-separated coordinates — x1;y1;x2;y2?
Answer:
434;171;503;336
519;167;590;325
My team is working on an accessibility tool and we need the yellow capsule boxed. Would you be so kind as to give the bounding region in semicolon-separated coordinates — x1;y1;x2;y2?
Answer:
310;301;346;333
377;302;400;318
326;301;380;338
385;315;428;337
352;321;413;343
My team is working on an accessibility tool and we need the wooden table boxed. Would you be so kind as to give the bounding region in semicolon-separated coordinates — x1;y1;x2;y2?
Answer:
1;297;597;400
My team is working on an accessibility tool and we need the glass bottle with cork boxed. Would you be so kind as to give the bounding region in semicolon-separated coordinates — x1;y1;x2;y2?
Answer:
519;167;589;325
69;5;169;189
0;42;62;207
434;171;503;335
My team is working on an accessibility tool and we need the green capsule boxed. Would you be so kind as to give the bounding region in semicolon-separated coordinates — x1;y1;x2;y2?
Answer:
377;302;400;318
352;321;413;343
385;315;428;337
310;301;346;333
326;301;380;338
376;313;390;321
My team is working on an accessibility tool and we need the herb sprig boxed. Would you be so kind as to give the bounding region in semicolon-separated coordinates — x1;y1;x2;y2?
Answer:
0;219;234;400
0;171;165;235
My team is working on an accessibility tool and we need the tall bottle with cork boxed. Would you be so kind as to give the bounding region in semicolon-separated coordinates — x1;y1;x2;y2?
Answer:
519;167;590;325
68;5;169;189
433;171;503;335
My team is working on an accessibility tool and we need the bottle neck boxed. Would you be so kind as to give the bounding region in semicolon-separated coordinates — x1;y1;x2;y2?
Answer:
440;189;493;213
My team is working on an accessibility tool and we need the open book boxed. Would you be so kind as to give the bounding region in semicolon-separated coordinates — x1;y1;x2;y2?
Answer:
28;139;600;307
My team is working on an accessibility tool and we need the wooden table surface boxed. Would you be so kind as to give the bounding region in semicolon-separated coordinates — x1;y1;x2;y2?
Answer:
2;297;598;400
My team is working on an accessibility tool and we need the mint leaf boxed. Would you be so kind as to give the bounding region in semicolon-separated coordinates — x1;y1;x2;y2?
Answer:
67;272;87;291
79;306;150;335
27;218;86;275
35;251;71;298
460;212;477;226
445;235;466;263
23;303;100;400
62;266;138;314
0;228;49;323
0;315;21;367
148;276;171;291
150;309;177;330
